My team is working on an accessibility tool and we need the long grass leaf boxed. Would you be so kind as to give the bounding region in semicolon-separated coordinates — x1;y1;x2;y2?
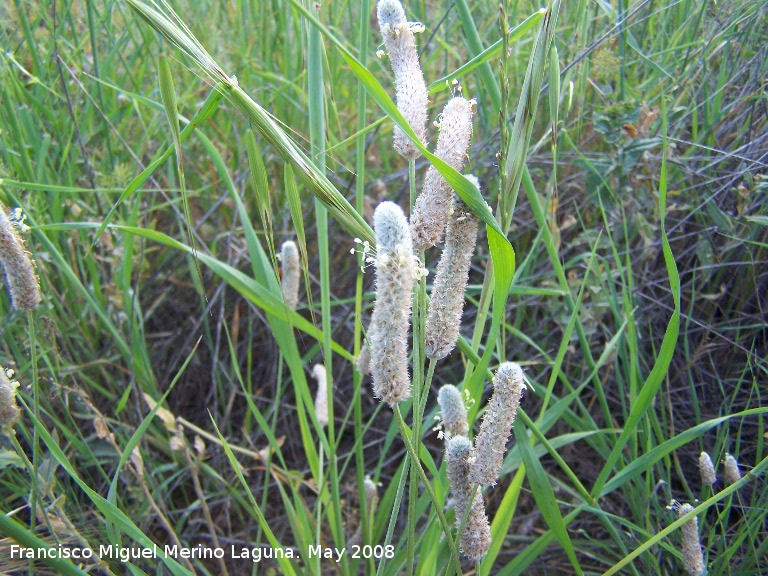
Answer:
15;397;192;576
592;93;681;497
515;418;583;575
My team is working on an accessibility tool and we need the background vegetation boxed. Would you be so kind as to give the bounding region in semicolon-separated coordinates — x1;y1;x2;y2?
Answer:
0;0;766;574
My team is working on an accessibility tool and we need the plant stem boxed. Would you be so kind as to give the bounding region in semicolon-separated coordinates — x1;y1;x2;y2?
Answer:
394;406;462;575
406;157;419;576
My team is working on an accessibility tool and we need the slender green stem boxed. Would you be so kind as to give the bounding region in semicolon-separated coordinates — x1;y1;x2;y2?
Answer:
353;1;371;572
29;312;39;533
406;157;419;576
307;11;346;572
376;454;410;576
393;406;462;575
256;352;285;543
0;512;87;576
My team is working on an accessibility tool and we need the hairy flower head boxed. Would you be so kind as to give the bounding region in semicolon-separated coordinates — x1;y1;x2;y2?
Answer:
0;205;41;311
0;367;20;429
677;503;706;576
469;362;525;485
425;179;479;359
445;436;491;560
311;364;329;428
411;97;474;250
437;384;469;438
724;453;741;484
377;0;428;159
369;202;416;406
698;452;716;486
280;240;300;311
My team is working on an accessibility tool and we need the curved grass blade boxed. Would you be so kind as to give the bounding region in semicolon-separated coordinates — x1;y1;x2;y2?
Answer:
592;94;681;497
124;0;374;246
515;418;583;575
86;84;226;255
15;397;192;576
427;10;545;95
158;54;205;299
111;224;353;361
209;416;298;576
245;129;275;258
0;513;87;576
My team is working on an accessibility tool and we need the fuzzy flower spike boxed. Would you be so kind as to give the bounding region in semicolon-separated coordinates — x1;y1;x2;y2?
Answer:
369;202;416;406
0;368;21;429
280;240;300;311
425;177;479;359
377;0;428;159
437;384;469;438
0;205;41;311
469;362;525;485
445;436;491;560
698;452;716;486
677;503;706;576
410;97;475;250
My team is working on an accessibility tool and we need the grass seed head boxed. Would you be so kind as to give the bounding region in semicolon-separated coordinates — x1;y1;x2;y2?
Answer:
677;503;706;576
724;453;741;484
437;384;469;438
0;368;20;429
280;240;300;311
0;206;41;311
469;362;525;485
445;435;491;560
311;364;329;428
369;202;415;406
411;97;475;250
377;0;428;159
698;452;716;486
356;344;371;376
425;178;479;359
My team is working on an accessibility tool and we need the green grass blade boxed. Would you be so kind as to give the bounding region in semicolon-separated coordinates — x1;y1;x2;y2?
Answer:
428;10;545;96
86;85;226;255
592;94;682;497
15;397;192;576
515;418;583;575
603;455;768;575
245;128;275;258
208;416;298;576
0;513;87;576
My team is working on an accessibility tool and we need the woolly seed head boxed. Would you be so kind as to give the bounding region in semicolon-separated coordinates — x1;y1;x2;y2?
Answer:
445;435;491;560
311;364;329;428
374;201;411;252
0;367;20;429
437;384;469;438
377;0;406;27
356;344;371;376
377;0;428;159
0;206;42;311
469;362;526;485
424;183;479;360
724;454;741;484
445;435;473;492
410;97;475;250
460;491;491;561
677;503;706;576
280;240;300;311
363;476;379;513
369;201;415;406
698;452;716;486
